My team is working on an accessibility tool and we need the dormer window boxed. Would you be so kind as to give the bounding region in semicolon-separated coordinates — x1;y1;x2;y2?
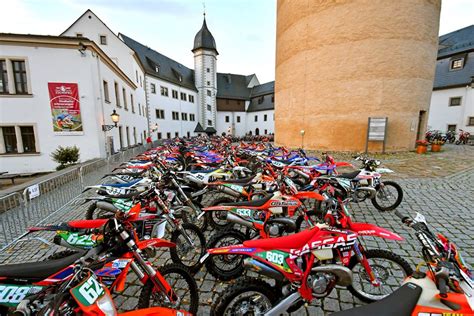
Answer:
155;65;159;73
179;75;183;82
76;33;83;37
100;35;107;45
450;58;464;70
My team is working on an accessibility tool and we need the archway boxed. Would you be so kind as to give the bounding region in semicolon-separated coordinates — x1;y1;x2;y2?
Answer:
255;128;260;136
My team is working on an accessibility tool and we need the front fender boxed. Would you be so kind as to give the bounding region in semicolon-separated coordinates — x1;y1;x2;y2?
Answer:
350;222;403;241
137;238;175;249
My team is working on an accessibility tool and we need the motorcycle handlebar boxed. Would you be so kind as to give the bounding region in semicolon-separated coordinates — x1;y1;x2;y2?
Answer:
394;210;411;225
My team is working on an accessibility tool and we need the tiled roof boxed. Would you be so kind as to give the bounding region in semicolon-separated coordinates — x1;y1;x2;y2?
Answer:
251;81;274;97
192;18;218;54
216;73;252;100
438;25;474;59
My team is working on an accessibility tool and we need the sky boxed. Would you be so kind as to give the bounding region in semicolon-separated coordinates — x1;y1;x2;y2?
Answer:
1;0;473;83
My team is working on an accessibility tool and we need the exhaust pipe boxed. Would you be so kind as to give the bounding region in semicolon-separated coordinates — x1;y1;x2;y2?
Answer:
96;201;118;213
226;212;253;229
264;292;301;316
312;264;353;287
216;185;242;198
355;187;377;200
244;258;284;281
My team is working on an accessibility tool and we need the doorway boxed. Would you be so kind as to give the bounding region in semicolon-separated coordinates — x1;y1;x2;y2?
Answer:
416;111;427;141
255;128;260;136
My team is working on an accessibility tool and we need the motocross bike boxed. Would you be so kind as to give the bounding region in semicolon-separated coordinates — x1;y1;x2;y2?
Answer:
0;208;199;315
456;129;471;145
332;210;474;315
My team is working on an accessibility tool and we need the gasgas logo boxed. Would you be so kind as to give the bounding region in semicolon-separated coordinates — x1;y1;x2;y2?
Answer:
270;201;298;207
289;233;357;258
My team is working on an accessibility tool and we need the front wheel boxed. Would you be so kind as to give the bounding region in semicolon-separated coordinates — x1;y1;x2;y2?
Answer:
347;249;413;302
181;203;208;232
371;181;403;211
205;229;247;281
211;277;279;316
169;223;206;273
206;196;236;230
138;263;199;315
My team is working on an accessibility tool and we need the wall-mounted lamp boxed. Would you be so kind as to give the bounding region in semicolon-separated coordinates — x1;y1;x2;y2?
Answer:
102;110;120;131
78;42;87;56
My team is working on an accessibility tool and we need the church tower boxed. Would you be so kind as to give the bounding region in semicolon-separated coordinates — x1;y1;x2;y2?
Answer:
193;16;218;133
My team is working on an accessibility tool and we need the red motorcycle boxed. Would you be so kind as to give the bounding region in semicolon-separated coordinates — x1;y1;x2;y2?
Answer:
456;129;471;145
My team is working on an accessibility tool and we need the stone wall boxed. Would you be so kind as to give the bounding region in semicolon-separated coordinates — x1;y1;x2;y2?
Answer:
275;0;441;151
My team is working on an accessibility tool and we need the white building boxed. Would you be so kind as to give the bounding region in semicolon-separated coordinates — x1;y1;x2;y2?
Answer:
428;25;474;136
0;9;276;174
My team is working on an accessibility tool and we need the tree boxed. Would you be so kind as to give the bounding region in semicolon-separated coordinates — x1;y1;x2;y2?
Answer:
50;146;80;170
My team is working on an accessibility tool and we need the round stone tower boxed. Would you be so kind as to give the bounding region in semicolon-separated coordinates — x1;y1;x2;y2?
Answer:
193;17;218;133
275;0;441;151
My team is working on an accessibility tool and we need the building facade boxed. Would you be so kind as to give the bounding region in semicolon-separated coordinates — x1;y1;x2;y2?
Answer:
427;25;474;136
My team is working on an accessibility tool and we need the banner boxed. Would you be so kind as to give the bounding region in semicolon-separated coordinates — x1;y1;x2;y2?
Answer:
48;82;83;133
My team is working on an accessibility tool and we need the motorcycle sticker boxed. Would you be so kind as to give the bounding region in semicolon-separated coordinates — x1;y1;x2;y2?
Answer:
224;184;244;193
58;231;99;248
234;208;253;217
0;285;43;306
256;250;292;273
71;274;105;306
270;201;299;207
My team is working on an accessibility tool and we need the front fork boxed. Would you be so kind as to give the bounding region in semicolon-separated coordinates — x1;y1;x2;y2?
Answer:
353;241;381;287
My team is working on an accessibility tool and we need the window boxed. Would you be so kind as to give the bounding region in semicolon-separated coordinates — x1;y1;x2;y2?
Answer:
156;109;165;119
207;81;210;86
172;111;179;120
151;83;156;94
468;117;474;126
135;71;138;83
0;60;8;94
189;95;194;103
258;96;264;104
237;116;241;123
450;58;464;70
271;95;274;103
126;126;130;146
225;116;230;123
12;60;28;94
264;114;267;121
138;103;142;115
122;88;128;110
160;86;169;97
76;33;83;37
181;113;188;121
449;97;462;106
190;114;195;121
139;76;142;87
447;124;457;132
207;104;212;111
175;132;179;138
158;132;162;139
206;68;210;73
130;94;134;113
167;132;171;139
207;120;212;126
99;35;107;45
172;90;178;99
114;82;120;107
103;81;110;102
264;129;268;135
2;127;17;153
142;105;145;116
133;127;137;144
254;115;258;122
187;132;190;138
207;90;211;96
180;92;187;101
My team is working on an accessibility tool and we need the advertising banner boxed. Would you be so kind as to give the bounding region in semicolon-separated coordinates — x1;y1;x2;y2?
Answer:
48;82;83;133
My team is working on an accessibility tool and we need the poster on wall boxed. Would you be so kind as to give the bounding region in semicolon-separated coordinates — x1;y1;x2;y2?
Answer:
48;82;83;134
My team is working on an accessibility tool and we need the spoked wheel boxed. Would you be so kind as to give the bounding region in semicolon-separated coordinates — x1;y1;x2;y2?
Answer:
170;223;206;273
212;278;278;316
371;181;403;211
205;229;246;280
180;205;208;232
207;196;235;230
138;263;199;315
348;249;413;302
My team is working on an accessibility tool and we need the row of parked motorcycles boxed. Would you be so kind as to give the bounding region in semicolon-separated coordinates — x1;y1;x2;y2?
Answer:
425;129;471;145
0;136;472;315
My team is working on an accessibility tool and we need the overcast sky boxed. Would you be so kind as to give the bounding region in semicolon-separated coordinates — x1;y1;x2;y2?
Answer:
1;0;473;83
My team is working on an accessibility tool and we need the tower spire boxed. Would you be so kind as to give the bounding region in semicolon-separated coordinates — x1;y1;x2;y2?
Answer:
202;1;206;18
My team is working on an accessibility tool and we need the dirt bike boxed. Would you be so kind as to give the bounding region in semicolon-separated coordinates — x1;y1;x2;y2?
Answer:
0;207;199;315
332;210;474;315
209;220;412;315
456;129;471;145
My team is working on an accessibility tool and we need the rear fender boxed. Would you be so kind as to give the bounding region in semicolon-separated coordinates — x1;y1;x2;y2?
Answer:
208;245;257;256
335;162;354;168
202;205;235;211
120;307;192;316
137;238;175;249
294;191;325;201
350;222;403;241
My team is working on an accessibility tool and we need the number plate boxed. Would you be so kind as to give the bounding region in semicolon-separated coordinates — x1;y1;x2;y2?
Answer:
70;274;105;307
0;285;43;307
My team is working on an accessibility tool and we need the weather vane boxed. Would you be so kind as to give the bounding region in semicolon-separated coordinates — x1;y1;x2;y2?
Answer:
202;1;206;17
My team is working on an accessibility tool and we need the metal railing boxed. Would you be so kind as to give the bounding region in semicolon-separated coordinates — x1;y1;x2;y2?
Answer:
0;145;147;250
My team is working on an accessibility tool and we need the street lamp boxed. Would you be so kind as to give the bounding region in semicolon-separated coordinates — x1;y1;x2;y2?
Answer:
300;129;305;149
102;110;120;131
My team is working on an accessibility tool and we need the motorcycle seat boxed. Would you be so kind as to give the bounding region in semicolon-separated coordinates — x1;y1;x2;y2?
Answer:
336;170;360;179
220;175;256;184
220;195;272;207
243;227;319;250
106;179;141;188
189;168;219;174
330;282;422;316
68;219;108;229
0;251;85;281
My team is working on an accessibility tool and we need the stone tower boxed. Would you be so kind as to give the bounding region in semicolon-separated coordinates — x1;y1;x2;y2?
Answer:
193;16;218;133
275;0;441;151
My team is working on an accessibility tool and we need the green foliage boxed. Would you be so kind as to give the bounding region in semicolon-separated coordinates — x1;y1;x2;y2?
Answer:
51;146;80;170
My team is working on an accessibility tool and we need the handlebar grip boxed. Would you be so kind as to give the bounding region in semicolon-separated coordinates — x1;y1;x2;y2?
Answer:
437;276;448;298
394;210;410;224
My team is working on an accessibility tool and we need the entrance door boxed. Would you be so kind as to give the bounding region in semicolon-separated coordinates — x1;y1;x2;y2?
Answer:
118;126;123;149
416;111;426;141
255;128;260;136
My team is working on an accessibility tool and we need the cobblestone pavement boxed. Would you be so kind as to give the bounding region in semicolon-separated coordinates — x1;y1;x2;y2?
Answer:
0;149;473;315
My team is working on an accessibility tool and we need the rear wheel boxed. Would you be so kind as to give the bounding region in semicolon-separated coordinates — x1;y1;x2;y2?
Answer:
371;181;403;211
180;203;208;232
207;196;236;230
212;278;279;316
85;202;114;220
138;263;199;315
205;229;247;281
348;249;413;302
169;223;206;273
